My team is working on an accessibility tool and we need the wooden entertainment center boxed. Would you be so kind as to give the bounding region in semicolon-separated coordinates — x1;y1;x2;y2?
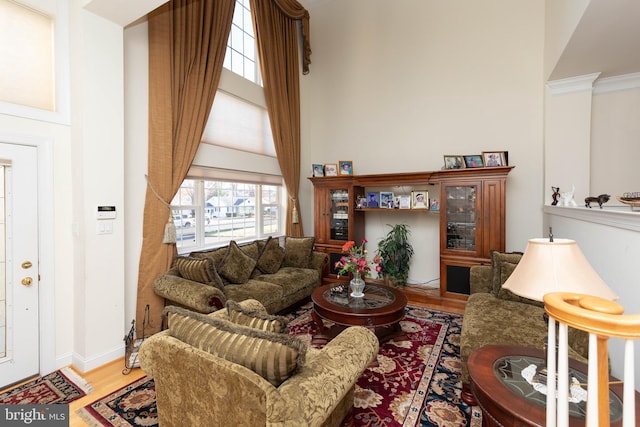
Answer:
309;166;513;305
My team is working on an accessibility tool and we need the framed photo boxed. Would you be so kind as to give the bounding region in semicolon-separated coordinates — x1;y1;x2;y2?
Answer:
463;155;484;168
356;196;368;208
338;160;353;175
411;191;429;209
398;195;411;209
366;192;379;208
430;198;440;211
312;164;324;177
443;155;465;170
324;164;338;176
482;152;506;167
380;192;394;208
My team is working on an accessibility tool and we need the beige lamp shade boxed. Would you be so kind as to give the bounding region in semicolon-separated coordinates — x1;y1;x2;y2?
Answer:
501;238;618;302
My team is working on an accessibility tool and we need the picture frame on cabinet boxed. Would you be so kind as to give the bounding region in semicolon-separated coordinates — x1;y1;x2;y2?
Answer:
482;151;506;167
312;164;324;177
463;155;484;168
411;191;429;209
398;195;411;209
338;160;353;175
324;164;338;176
380;192;394;208
430;198;440;211
444;155;465;170
366;192;379;208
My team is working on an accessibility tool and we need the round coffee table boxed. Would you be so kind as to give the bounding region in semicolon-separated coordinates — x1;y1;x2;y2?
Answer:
468;345;638;427
311;282;407;345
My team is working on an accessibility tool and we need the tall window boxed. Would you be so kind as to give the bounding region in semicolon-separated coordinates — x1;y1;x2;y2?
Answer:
173;0;281;252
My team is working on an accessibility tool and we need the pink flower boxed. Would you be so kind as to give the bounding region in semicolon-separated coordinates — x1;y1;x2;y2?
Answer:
334;239;381;278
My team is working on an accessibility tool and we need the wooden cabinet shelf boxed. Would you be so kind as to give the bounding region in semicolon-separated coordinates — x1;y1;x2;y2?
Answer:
309;166;513;302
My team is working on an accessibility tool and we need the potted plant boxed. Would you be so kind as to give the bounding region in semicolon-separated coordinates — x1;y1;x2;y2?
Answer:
376;224;414;287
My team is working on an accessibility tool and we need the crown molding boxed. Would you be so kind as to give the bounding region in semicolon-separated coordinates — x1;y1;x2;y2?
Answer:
547;73;601;95
593;72;640;94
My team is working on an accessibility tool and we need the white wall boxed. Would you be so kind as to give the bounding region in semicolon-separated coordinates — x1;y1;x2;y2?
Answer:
591;85;640;198
69;3;126;371
300;0;546;284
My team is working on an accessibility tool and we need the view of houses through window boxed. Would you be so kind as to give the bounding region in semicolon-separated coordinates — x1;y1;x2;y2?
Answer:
171;0;283;252
171;179;281;251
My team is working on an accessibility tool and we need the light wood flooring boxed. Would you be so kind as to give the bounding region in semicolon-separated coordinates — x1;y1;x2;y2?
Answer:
7;290;465;427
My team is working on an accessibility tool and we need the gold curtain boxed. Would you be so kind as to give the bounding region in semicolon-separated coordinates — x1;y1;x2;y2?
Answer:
250;0;311;237
136;0;235;336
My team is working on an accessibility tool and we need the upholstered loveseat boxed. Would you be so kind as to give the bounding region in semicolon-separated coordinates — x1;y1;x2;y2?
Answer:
139;299;379;427
460;251;590;402
153;236;328;314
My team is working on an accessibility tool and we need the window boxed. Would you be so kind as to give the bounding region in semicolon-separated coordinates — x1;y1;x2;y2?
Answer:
0;0;54;110
224;0;259;84
175;0;281;253
171;179;282;251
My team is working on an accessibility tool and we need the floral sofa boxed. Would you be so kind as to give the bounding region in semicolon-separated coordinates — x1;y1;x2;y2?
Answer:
153;236;328;315
139;299;379;427
459;250;590;403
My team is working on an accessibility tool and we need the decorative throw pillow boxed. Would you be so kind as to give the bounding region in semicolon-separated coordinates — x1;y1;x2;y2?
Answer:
256;237;285;274
190;246;228;267
173;256;225;291
226;300;289;333
238;241;260;260
217;241;257;284
489;250;523;296
283;236;315;268
496;261;544;307
165;306;305;386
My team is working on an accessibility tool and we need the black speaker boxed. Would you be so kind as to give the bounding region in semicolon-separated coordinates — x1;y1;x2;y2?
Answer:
446;265;470;295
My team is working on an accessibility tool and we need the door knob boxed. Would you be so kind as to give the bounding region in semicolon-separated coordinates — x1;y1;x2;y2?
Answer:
22;261;32;269
21;277;33;286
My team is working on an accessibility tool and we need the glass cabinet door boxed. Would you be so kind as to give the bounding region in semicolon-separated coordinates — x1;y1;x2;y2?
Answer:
329;189;349;241
444;185;478;252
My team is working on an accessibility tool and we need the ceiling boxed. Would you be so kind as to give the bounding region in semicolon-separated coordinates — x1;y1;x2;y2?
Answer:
549;0;640;80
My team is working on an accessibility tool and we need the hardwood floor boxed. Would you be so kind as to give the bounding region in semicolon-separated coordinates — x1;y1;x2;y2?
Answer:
5;291;464;427
68;360;146;427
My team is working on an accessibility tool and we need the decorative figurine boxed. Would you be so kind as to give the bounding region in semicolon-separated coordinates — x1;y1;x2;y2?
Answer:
551;186;560;206
585;194;610;209
559;185;577;207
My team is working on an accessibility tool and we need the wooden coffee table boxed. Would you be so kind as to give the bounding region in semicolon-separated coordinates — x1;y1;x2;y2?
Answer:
468;345;639;427
311;283;408;345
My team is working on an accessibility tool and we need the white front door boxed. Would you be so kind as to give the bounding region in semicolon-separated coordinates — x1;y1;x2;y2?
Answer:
0;142;39;387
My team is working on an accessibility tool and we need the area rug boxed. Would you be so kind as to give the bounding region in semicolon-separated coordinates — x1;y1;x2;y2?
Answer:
0;366;93;405
77;304;481;427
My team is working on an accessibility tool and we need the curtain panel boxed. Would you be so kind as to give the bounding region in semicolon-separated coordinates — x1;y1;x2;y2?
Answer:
250;0;311;237
136;0;235;336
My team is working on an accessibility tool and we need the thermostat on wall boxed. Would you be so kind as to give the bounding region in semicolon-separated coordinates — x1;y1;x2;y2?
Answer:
97;206;117;219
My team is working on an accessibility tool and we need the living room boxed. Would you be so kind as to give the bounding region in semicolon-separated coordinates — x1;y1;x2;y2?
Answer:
1;0;638;403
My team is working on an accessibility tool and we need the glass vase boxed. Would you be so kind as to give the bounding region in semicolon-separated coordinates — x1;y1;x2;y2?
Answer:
349;272;365;297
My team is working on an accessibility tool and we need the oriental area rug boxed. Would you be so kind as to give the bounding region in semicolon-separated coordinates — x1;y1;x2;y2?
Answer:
0;367;93;405
77;304;481;427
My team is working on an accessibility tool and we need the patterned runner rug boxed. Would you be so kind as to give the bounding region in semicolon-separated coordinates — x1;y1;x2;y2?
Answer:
0;367;93;405
77;304;481;427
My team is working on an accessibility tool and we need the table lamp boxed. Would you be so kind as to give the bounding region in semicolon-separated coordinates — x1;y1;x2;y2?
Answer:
501;234;618;302
502;232;620;427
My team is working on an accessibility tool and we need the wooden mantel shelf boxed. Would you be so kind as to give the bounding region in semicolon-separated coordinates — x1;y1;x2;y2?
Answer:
309;166;514;187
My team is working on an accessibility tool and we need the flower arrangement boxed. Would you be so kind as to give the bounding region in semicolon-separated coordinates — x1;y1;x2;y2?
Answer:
335;239;382;279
